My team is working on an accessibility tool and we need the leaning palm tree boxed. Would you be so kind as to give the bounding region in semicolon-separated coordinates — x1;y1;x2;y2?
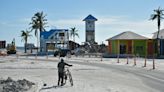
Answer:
30;11;48;52
70;27;79;50
150;7;164;56
21;30;32;53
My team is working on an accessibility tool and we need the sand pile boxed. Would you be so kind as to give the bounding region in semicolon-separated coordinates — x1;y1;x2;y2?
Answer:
0;77;35;92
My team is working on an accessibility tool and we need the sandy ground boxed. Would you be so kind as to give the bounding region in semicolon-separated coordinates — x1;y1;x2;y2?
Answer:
0;55;164;92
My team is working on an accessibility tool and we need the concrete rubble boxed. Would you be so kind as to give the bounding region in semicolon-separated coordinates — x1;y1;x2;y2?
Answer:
0;77;35;92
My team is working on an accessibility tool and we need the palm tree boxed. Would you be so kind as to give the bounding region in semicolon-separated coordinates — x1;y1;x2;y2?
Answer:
30;11;48;52
70;27;79;50
150;7;164;56
21;30;32;53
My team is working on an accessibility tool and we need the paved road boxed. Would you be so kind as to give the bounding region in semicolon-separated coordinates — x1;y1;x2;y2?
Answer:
69;59;164;92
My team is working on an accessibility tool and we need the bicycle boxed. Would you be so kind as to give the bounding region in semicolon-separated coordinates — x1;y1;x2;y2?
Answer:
63;66;73;86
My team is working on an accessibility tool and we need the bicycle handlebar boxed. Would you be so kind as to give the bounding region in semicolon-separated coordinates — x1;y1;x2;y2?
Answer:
65;66;72;68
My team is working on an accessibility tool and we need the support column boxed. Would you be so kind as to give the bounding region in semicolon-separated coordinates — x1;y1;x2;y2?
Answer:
146;40;148;57
132;40;134;55
118;40;120;54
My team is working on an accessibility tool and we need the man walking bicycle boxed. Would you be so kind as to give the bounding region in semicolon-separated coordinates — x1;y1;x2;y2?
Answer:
57;58;72;86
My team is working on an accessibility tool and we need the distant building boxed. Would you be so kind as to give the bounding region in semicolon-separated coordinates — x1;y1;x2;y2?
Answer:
40;29;69;52
83;14;97;43
152;29;164;55
0;41;6;49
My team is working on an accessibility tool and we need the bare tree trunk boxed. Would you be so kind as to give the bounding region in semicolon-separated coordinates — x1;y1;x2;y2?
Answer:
73;35;75;50
157;26;160;56
39;30;42;52
157;18;161;56
24;42;27;53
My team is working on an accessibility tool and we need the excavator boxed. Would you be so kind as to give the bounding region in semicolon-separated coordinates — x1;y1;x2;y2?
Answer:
7;39;16;54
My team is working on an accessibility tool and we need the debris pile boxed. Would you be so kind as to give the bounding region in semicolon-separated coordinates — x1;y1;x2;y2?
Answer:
0;77;35;92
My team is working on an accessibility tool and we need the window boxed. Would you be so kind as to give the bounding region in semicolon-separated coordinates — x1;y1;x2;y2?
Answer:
50;36;54;39
87;21;91;24
59;33;64;36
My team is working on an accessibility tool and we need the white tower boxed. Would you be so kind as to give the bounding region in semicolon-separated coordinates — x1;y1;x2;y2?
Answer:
83;14;97;43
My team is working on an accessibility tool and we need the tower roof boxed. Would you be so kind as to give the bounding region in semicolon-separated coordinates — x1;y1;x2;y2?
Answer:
83;14;97;21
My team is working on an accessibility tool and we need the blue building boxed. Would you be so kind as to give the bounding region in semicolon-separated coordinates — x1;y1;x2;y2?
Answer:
153;29;164;56
40;29;69;52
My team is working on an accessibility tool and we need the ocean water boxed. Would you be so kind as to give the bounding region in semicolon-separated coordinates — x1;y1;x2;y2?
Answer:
16;47;24;53
16;47;38;54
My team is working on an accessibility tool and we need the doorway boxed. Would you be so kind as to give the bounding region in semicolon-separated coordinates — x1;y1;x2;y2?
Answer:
120;44;126;54
160;39;164;55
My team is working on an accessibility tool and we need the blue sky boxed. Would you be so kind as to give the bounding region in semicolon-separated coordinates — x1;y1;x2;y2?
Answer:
0;0;164;46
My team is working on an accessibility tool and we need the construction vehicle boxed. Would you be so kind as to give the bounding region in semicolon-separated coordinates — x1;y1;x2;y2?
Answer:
7;39;16;54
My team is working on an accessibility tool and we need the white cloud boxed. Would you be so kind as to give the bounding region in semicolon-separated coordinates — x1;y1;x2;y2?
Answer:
48;19;84;29
0;22;7;25
97;16;156;31
97;16;127;25
19;18;31;24
47;16;163;35
96;16;164;38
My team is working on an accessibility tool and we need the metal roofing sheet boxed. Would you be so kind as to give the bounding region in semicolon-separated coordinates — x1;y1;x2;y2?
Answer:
83;14;97;21
41;29;68;39
106;31;149;40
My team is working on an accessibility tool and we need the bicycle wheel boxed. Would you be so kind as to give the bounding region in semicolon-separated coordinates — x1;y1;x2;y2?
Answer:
68;71;73;86
63;72;67;85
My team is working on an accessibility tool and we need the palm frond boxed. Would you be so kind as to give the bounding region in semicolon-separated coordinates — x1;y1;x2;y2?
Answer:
69;27;79;40
75;33;79;38
35;29;38;36
29;10;48;49
150;14;157;20
20;29;32;43
43;19;47;21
